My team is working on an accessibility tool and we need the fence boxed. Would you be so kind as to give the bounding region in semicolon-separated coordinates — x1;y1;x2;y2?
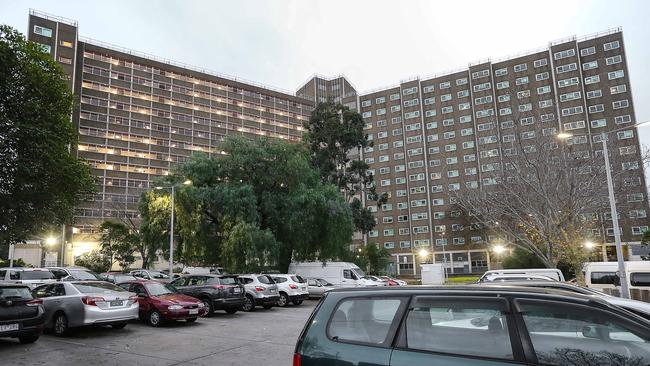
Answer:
602;288;650;302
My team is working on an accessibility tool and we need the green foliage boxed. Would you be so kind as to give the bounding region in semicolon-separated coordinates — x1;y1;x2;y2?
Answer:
157;136;353;273
502;247;546;269
74;250;111;273
0;258;30;267
304;101;387;234
138;191;172;269
98;221;137;270
0;26;95;255
351;243;391;275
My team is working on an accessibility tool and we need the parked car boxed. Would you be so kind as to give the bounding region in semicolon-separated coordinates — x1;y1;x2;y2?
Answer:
379;276;407;286
271;274;309;307
478;268;565;282
483;280;650;321
289;262;367;287
306;278;335;298
100;272;138;284
130;269;172;283
47;266;101;281
362;276;388;286
0;268;57;289
170;274;244;315
584;261;650;291
32;281;138;336
294;286;650;366
237;274;279;311
0;284;44;344
117;280;207;326
479;274;556;283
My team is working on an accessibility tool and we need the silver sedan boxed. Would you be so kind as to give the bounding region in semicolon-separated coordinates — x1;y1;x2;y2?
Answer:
32;281;138;336
306;278;335;298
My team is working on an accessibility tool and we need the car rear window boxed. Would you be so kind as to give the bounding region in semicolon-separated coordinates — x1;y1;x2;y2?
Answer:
328;297;406;346
218;276;238;285
0;287;33;300
69;270;100;280
73;282;126;293
273;277;287;283
257;275;275;284
630;272;650;287
591;271;619;285
21;271;55;280
291;275;305;283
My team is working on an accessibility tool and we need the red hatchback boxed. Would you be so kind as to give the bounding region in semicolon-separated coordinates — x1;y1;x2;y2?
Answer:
118;280;207;326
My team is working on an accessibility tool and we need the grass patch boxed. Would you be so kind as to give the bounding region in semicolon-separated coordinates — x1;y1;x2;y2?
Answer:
445;276;480;284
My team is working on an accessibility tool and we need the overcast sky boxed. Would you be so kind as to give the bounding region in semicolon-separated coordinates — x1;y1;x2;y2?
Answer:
2;0;650;146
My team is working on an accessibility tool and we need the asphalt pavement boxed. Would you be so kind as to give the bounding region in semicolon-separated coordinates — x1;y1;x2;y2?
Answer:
0;300;317;366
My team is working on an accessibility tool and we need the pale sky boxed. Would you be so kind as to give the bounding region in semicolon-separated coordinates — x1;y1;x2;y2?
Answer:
2;0;650;147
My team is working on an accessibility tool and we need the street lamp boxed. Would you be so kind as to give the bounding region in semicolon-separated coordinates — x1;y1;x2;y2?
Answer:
557;120;650;299
418;249;429;258
154;179;192;277
492;244;506;255
585;241;596;250
45;236;57;246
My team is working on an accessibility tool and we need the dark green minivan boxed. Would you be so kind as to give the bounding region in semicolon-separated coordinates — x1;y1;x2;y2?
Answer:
294;286;650;366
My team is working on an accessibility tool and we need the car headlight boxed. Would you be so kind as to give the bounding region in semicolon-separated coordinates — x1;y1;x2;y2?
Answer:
168;305;183;311
197;302;205;308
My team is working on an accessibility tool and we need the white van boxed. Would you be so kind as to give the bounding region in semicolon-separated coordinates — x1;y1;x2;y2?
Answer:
584;261;650;291
478;268;565;283
288;262;368;287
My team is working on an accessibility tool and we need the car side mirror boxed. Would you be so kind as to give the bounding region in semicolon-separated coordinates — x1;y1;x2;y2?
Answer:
317;283;322;287
582;325;599;339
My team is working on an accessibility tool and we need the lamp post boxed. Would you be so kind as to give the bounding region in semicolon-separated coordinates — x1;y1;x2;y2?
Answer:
557;121;650;299
155;179;192;277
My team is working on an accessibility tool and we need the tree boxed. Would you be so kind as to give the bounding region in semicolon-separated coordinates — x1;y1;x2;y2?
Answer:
355;243;391;275
98;221;137;270
304;101;387;234
138;191;173;269
502;247;546;270
161;136;354;273
0;26;95;255
450;103;631;276
74;250;110;273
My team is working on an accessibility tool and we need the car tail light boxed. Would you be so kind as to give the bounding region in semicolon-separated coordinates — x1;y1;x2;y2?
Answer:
289;284;298;289
254;286;265;292
26;299;42;307
292;353;301;366
81;296;105;306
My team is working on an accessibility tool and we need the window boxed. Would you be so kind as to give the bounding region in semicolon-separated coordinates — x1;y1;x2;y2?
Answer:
393;128;403;136
425;109;436;117
534;58;548;67
475;95;493;105
581;46;596;56
584;75;600;85
591;119;606;128
604;40;620;51
556;63;577;73
362;111;372;118
516;90;530;99
561;106;584;116
473;82;491;92
456;77;468;86
404;297;513;360
427;134;439;142
515;76;529;85
378;131;388;138
459;115;472;123
457;90;469;98
403;98;419;107
405;111;420;119
535;72;549;81
361;100;372;107
610;85;627;94
462;141;475;149
394;153;405;160
502;134;515;143
558;77;579;88
582;60;598;70
426;121;437;129
617;130;633;140
560;91;581;102
537;85;551;95
471;69;490;79
513;63;527;72
390;93;400;101
586;90;602;99
441;106;453;114
442;119;454;127
518;103;532;112
613;99;629;109
606;55;623;65
501;120;514;129
608;70;625;80
58;56;72;65
423;97;435;106
423;85;434;93
539;99;553;108
554;48;576;60
496;81;509;90
615;115;632;124
328;297;406;345
403;86;418;95
439;81;451;89
495;68;508;77
519;300;650;366
391;105;401;112
564;120;585;130
588;104;604;114
33;25;53;37
392;116;402;124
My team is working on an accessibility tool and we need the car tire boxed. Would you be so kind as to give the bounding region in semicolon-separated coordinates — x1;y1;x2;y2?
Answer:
241;295;255;312
148;310;163;327
262;304;273;310
186;317;198;323
292;300;303;306
111;322;127;329
225;308;238;314
201;298;213;317
18;333;39;344
53;312;69;337
277;292;289;307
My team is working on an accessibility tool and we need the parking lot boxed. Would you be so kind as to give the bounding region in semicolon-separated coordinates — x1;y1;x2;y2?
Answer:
0;301;316;366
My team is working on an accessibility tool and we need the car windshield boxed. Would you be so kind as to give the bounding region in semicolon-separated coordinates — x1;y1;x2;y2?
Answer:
0;287;33;300
73;282;126;293
217;276;238;285
257;275;275;284
316;279;333;286
21;271;55;280
352;268;365;279
291;275;305;283
149;271;169;279
114;275;137;282
145;282;176;296
69;270;100;280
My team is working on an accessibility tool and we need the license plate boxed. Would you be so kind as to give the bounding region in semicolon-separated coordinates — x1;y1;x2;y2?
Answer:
0;323;19;333
233;287;241;293
110;300;123;307
189;309;198;315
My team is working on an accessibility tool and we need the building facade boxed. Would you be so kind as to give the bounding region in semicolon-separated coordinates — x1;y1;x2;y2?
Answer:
27;10;648;273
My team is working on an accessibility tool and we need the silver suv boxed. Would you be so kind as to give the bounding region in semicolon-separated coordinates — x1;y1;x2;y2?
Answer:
0;268;57;289
237;274;279;311
270;274;309;307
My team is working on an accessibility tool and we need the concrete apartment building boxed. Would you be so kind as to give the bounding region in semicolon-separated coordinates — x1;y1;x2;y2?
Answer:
26;10;649;274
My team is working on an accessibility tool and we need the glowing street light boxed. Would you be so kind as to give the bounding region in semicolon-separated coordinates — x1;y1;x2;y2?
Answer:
45;237;57;246
418;249;429;258
556;132;573;139
492;244;506;255
585;241;596;249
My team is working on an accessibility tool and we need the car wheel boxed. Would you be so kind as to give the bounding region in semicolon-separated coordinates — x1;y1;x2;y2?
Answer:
18;333;39;344
148;310;163;327
111;322;127;329
241;295;255;312
262;304;273;310
201;298;213;316
277;292;289;307
186;317;197;323
53;313;69;336
225;308;238;314
292;300;303;306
